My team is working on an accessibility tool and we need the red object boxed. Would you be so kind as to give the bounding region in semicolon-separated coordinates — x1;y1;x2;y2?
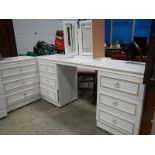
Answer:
111;51;129;60
55;31;64;51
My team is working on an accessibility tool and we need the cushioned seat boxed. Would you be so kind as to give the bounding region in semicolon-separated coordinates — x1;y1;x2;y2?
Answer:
77;67;97;104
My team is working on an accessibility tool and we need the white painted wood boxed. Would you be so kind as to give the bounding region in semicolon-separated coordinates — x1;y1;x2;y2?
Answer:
13;19;63;55
100;75;139;96
38;57;78;107
0;75;4;95
98;92;137;115
63;21;79;56
6;86;40;105
0;95;7;110
7;96;41;112
0;55;146;135
97;107;134;134
3;75;39;91
79;20;93;57
40;76;57;89
40;84;58;103
57;64;78;106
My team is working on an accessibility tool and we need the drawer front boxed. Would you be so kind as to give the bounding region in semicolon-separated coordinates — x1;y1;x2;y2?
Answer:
98;93;137;115
97;107;134;134
0;95;6;109
3;75;39;91
39;65;56;75
39;70;56;80
2;72;38;83
38;59;56;67
6;86;40;105
5;83;39;96
1;59;37;69
1;64;37;78
99;75;139;96
40;76;57;88
40;86;58;103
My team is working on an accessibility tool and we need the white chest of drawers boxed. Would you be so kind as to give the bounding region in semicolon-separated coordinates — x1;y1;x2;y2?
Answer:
96;69;145;135
38;58;78;107
0;56;41;112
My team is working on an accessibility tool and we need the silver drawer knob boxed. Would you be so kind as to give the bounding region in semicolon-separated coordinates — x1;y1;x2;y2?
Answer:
113;101;118;107
114;82;120;89
112;119;117;125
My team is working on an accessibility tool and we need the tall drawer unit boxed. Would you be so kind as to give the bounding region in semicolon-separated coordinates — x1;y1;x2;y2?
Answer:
38;57;78;107
96;69;145;135
0;56;41;112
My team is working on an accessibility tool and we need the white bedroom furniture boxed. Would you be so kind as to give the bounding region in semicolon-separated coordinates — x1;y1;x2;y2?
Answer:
0;56;40;113
38;58;78;107
0;55;145;135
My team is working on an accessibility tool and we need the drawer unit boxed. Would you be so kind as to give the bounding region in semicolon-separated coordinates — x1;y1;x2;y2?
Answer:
40;85;58;103
97;107;134;134
6;86;40;106
3;75;39;92
97;70;145;135
40;76;57;89
1;64;37;78
98;92;137;116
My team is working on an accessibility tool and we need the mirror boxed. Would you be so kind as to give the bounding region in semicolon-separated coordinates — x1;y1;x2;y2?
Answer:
63;21;78;56
79;20;92;56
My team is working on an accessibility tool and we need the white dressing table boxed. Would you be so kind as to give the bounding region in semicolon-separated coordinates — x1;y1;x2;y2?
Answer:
0;55;145;134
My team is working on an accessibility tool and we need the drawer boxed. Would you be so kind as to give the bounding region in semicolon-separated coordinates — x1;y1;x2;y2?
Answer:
40;76;57;88
99;75;139;96
39;70;56;80
39;65;56;75
0;95;7;109
2;72;38;83
6;86;40;105
1;64;38;78
97;107;134;134
5;83;39;96
98;93;137;115
40;85;58;103
3;75;39;91
0;59;37;69
38;59;56;67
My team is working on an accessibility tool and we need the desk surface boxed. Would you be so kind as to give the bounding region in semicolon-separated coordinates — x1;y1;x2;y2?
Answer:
38;55;146;76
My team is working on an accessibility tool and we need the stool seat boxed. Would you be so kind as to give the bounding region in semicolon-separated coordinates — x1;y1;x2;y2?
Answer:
77;67;96;74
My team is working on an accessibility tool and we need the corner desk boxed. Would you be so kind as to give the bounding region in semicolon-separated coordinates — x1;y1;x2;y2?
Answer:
0;55;145;135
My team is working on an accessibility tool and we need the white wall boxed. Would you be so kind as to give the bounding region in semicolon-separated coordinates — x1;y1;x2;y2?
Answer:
13;19;63;55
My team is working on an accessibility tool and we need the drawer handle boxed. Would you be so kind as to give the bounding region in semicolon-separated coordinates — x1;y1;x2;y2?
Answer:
112;119;117;125
24;92;27;96
113;101;118;107
114;82;120;89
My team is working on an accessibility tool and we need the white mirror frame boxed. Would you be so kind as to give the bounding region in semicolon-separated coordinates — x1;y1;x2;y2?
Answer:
63;21;79;57
78;20;93;57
